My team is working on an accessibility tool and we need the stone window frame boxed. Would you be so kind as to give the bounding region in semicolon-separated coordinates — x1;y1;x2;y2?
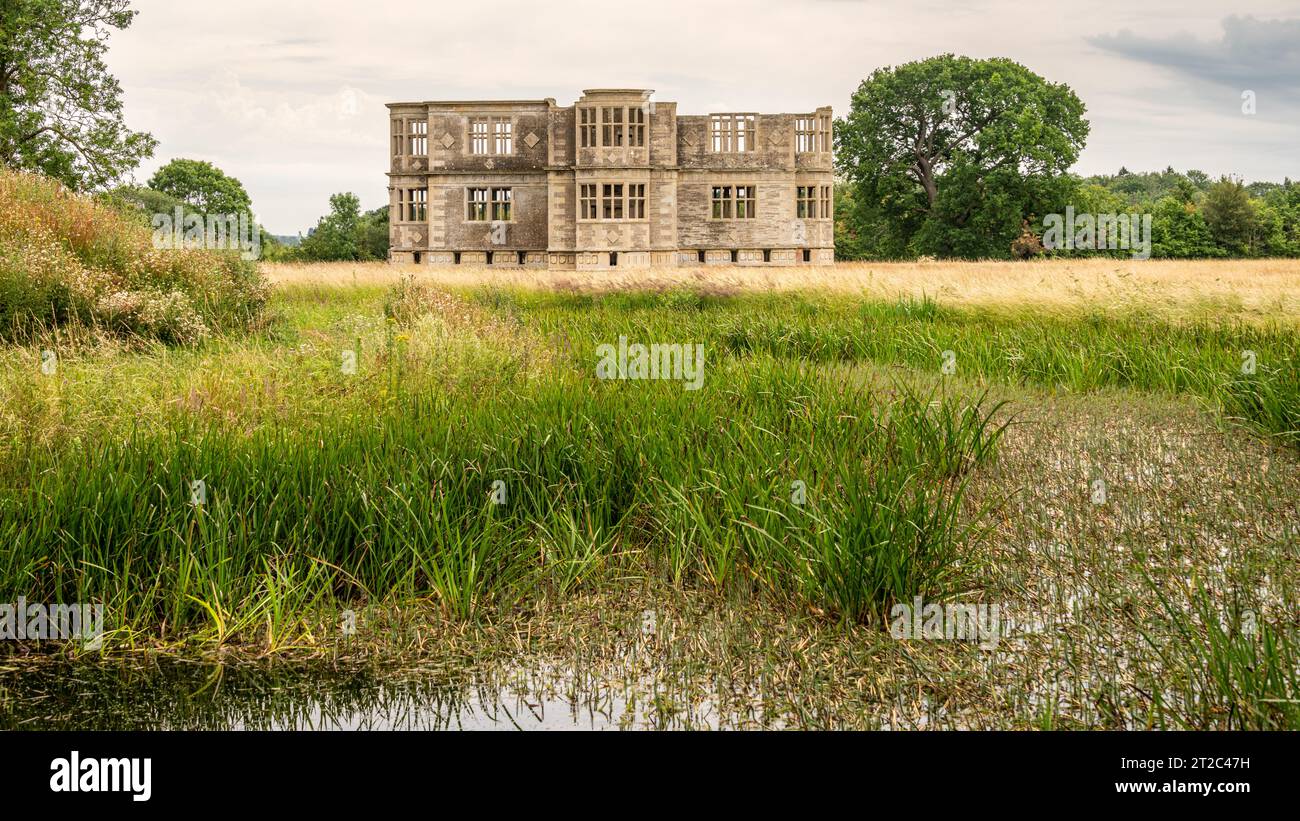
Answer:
627;183;646;219
491;186;513;221
465;186;514;222
817;113;832;153
576;180;648;222
392;119;406;158
578;105;649;149
408;120;428;156
579;108;597;148
398;187;427;223
711;184;757;220
709;114;757;153
818;185;832;219
468;116;514;156
627;107;646;147
796;185;817;219
579;183;598;219
795;114;832;153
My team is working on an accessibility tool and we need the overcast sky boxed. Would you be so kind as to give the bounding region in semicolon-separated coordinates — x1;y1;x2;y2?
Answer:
105;0;1300;234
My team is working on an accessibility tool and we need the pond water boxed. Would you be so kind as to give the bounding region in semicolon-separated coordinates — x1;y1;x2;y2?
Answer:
0;658;742;731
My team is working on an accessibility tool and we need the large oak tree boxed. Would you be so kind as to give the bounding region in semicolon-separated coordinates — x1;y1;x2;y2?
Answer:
0;0;156;190
836;54;1089;259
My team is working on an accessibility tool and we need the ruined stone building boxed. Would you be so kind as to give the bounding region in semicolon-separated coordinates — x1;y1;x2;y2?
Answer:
386;89;833;269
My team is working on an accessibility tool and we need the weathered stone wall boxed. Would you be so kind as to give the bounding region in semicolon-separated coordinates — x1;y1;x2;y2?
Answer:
387;93;834;266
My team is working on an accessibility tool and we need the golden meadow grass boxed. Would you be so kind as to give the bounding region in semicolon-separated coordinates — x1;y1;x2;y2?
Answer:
263;257;1300;327
3;246;1298;727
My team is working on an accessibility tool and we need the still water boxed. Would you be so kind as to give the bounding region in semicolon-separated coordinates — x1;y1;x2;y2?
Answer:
0;658;756;730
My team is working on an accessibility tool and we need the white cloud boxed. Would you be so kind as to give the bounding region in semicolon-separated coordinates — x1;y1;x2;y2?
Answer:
104;0;1300;233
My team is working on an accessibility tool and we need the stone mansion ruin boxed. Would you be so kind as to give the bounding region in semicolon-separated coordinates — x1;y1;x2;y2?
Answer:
386;89;834;269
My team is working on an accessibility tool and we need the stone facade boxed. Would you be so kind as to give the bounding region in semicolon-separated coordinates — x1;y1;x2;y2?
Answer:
387;89;834;269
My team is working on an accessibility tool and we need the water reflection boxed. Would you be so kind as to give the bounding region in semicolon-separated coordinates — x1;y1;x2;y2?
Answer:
0;658;741;730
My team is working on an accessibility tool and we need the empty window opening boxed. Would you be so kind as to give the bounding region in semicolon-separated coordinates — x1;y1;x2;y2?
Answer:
802;249;812;263
796;186;817;219
469;117;513;155
409;120;428;155
401;188;427;222
710;114;756;153
712;185;755;219
454;252;461;264
579;184;598;219
413;252;422;265
628;106;646;147
609;251;619;267
762;249;772;262
493;120;512;154
795;117;816;153
601;107;625;147
627;183;645;219
491;187;512;221
485;251;494;265
517;251;527;265
730;249;739;263
601;183;625;219
697;250;706;263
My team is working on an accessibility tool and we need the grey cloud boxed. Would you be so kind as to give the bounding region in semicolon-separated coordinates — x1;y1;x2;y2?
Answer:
1089;15;1300;100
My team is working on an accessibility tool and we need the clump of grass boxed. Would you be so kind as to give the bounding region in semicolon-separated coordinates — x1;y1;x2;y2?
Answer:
0;169;267;345
1219;359;1299;448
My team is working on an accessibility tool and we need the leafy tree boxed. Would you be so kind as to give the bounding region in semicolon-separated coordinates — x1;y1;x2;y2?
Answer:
357;206;390;260
1202;177;1257;255
1151;196;1220;258
299;192;364;261
148;158;253;215
0;0;156;189
836;54;1089;258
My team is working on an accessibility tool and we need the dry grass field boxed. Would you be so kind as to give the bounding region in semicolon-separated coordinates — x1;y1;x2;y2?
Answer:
262;258;1300;326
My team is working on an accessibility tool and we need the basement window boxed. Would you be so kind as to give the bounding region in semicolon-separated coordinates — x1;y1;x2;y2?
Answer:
609;252;619;267
517;251;527;265
730;250;739;263
454;252;461;264
697;250;706;263
762;249;771;262
803;249;812;263
486;251;494;265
